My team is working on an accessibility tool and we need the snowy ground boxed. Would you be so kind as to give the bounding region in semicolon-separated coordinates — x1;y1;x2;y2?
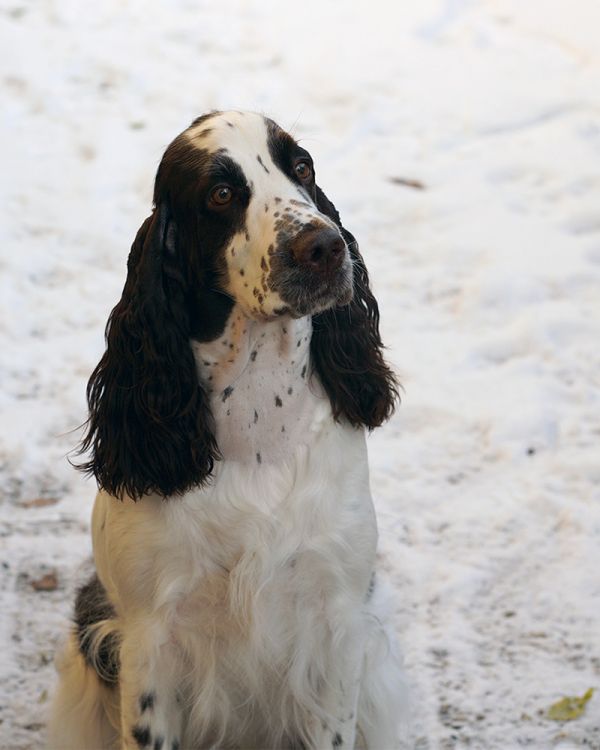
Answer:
2;1;600;748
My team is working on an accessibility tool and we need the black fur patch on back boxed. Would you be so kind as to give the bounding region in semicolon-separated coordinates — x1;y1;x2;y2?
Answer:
74;572;120;685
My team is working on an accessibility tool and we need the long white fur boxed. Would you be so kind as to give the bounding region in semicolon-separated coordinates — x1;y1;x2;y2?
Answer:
48;112;406;750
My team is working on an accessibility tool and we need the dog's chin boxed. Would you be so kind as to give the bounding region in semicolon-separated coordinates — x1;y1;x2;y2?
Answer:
285;276;354;318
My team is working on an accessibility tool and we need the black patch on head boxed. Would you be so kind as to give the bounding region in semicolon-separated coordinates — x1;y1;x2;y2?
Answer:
153;737;164;750
221;385;234;402
250;349;258;361
265;118;315;200
154;133;255;344
287;387;293;395
132;725;151;748
226;120;234;128
301;364;307;379
139;692;155;713
256;452;262;464
74;573;120;685
333;732;343;748
275;395;283;407
254;410;259;423
257;154;270;174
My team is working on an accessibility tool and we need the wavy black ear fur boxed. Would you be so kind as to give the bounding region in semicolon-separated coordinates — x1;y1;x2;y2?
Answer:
76;203;218;500
311;186;399;429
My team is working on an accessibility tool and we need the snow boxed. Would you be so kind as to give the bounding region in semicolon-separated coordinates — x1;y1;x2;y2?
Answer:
2;1;600;747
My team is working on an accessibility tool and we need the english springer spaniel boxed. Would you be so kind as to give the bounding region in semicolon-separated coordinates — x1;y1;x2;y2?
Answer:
49;111;405;750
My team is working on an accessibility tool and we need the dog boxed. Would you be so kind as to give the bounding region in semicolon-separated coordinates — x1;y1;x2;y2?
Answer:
48;111;405;749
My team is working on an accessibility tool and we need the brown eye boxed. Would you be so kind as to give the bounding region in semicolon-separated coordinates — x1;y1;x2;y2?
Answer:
210;185;233;206
294;160;312;181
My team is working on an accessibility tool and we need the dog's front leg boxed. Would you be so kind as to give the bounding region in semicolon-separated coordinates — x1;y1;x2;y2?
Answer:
310;652;363;750
119;622;183;750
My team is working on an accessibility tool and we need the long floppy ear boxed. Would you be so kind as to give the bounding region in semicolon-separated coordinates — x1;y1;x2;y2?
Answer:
76;203;218;500
311;186;399;429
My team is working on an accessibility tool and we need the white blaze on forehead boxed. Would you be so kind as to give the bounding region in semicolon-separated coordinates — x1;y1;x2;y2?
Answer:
186;111;304;202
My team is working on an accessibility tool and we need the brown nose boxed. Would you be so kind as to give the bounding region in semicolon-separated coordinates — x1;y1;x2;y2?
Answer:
292;227;346;274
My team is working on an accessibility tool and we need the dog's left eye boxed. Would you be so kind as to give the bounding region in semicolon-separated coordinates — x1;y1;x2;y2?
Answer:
294;160;313;181
209;185;234;207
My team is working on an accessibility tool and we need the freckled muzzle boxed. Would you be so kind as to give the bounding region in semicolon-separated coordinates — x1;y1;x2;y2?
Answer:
268;217;354;316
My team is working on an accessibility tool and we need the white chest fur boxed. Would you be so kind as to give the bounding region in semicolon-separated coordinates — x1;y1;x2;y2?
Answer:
93;307;378;612
191;308;324;466
91;410;379;744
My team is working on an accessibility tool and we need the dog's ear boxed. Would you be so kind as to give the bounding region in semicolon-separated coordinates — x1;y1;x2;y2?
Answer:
311;185;399;429
76;203;218;500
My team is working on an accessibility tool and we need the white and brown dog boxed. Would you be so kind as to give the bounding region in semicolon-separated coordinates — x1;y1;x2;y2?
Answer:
49;111;405;750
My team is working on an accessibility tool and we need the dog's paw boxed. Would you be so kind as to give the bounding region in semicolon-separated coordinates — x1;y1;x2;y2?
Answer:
126;691;182;750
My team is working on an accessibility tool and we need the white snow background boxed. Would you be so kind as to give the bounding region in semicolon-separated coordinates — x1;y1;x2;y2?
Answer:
1;1;600;748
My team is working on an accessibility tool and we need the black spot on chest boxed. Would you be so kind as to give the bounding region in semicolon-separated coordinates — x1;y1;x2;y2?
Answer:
132;725;151;748
139;692;155;713
365;572;376;601
275;395;283;407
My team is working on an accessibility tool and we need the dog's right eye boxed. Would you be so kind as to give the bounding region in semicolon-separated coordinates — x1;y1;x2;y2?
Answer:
209;185;233;207
294;160;313;182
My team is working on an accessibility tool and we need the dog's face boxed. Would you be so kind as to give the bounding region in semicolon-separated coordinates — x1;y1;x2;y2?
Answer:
154;111;353;325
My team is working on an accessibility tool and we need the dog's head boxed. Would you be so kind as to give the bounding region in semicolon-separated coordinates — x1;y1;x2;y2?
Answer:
77;112;398;500
154;111;353;327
